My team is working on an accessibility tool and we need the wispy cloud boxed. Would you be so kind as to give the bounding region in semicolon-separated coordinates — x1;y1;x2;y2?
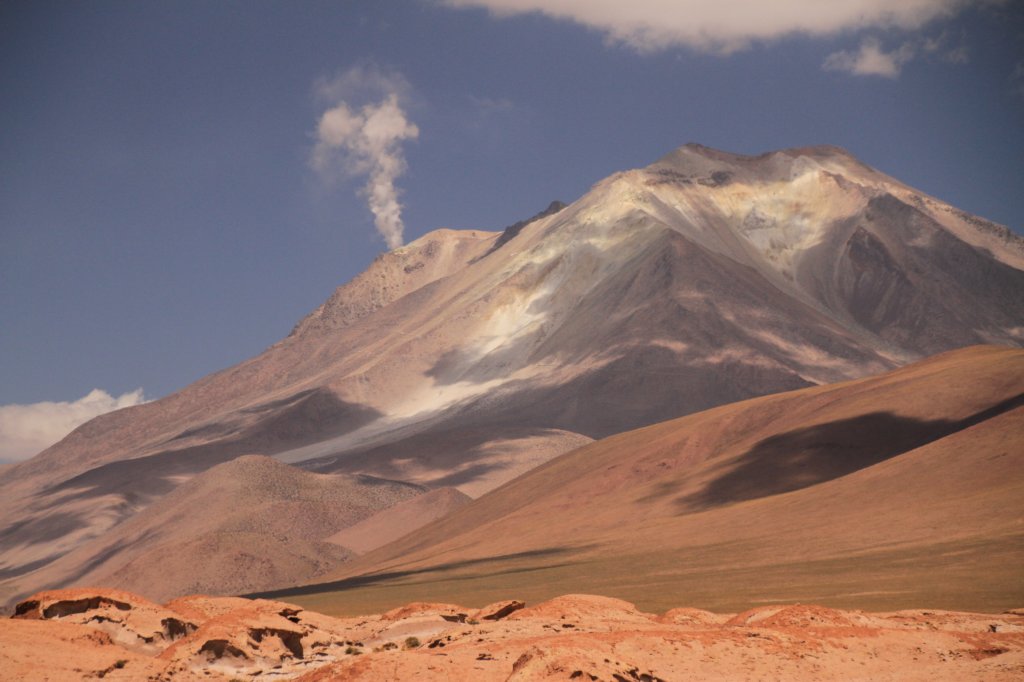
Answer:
441;0;978;54
922;30;971;63
823;37;917;78
311;65;419;250
823;30;972;78
0;389;146;463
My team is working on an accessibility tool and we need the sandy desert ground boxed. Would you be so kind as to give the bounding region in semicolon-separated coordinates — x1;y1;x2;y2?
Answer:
2;588;1023;681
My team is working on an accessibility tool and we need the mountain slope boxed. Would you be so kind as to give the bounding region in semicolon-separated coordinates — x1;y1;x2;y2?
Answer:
268;345;1024;615
0;456;424;604
2;143;1022;605
326;487;471;555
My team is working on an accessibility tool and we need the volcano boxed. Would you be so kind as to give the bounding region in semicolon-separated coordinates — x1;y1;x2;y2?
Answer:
2;143;1022;606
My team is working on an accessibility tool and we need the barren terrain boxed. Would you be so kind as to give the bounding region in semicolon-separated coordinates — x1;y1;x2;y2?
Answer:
268;345;1024;617
3;143;1023;618
0;456;424;605
3;588;1022;681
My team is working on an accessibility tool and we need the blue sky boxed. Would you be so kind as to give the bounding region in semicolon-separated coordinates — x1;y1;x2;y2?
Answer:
1;0;1022;460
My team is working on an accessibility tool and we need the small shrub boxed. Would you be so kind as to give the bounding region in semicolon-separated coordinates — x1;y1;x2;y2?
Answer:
404;636;421;649
344;645;362;655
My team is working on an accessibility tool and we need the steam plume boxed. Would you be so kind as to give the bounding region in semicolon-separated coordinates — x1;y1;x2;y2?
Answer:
312;67;419;249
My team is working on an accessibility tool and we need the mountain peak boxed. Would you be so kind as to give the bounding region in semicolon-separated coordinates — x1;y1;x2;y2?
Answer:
3;140;1023;612
674;142;856;162
651;142;865;179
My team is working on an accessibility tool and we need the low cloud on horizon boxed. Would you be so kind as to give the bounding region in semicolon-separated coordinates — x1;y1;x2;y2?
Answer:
0;388;147;463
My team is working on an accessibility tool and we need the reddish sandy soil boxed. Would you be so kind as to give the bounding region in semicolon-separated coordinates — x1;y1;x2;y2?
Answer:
2;588;1022;681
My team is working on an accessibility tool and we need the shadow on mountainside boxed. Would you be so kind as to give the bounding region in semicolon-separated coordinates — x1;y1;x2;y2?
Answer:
246;546;586;600
298;425;535;480
0;392;383;581
438;346;809;440
33;390;383;506
679;392;1024;512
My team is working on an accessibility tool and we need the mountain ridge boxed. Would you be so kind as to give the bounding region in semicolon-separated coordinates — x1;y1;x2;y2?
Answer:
2;142;1022;608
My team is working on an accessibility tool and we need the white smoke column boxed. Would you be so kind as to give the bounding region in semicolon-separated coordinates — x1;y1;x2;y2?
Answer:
312;69;419;249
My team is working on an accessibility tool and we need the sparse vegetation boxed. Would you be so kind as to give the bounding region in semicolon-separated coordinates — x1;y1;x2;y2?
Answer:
404;636;421;649
344;645;362;655
96;659;130;678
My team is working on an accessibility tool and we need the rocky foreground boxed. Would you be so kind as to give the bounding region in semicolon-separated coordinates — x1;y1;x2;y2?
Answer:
1;589;1023;680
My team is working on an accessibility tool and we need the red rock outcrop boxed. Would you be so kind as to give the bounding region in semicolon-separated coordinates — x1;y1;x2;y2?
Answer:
3;589;1023;681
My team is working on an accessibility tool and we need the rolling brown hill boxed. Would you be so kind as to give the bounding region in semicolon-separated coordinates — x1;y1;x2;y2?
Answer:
2;143;1022;607
267;345;1024;616
0;455;425;605
326;487;471;555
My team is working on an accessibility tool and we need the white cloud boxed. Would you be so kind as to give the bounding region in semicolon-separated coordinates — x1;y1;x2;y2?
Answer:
0;388;146;463
823;37;917;77
822;28;975;77
311;65;419;250
313;64;412;108
441;0;981;53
